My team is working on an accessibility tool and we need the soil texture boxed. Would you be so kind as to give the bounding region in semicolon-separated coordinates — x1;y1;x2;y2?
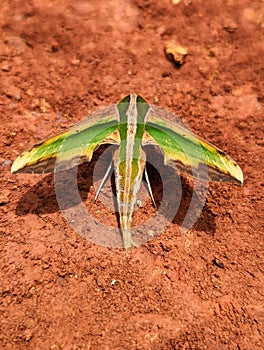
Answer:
0;1;263;349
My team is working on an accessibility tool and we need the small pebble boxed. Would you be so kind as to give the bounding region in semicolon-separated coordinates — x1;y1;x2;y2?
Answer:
212;258;225;269
4;86;21;100
0;195;9;206
1;62;11;71
165;41;188;66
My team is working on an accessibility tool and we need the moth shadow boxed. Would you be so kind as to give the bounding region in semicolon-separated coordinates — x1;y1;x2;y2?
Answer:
145;147;217;236
15;147;110;216
16;145;217;236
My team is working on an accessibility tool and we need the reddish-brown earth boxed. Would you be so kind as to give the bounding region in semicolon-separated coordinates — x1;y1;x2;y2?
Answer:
0;0;263;349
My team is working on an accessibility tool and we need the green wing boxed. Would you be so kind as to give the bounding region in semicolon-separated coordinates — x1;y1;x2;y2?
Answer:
143;106;243;184
11;106;120;174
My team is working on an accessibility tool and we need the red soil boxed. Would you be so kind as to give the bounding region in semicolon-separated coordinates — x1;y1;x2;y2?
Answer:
0;1;263;349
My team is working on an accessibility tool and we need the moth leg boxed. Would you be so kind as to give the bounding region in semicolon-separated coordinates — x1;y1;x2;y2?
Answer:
144;167;157;208
94;161;113;203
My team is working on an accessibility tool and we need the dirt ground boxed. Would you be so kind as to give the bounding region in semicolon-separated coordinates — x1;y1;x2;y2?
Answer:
0;0;263;349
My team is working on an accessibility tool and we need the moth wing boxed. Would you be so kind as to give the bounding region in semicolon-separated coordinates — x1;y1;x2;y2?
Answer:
143;105;243;184
11;106;120;174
